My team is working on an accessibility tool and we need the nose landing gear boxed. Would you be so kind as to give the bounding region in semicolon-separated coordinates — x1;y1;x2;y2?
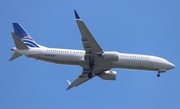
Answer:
157;73;160;77
157;70;166;77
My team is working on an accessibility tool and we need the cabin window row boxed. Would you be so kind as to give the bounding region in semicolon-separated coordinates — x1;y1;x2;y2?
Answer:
46;50;84;54
119;55;150;59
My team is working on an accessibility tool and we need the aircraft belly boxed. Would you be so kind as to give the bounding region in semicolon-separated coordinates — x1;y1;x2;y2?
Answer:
113;58;158;71
36;54;84;66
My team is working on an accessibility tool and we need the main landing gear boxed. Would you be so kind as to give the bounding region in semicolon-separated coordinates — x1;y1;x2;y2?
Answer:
88;61;94;78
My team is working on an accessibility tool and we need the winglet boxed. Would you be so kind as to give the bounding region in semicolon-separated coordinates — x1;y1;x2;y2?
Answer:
74;10;80;19
66;79;73;90
66;79;71;85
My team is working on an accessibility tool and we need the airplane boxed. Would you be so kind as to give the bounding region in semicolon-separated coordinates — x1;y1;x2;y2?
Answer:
9;10;175;90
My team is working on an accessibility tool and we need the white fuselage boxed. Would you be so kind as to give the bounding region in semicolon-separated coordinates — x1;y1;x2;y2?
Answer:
10;14;175;90
12;47;175;73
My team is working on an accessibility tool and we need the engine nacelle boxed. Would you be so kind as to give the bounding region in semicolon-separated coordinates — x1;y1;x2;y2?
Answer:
102;52;119;61
99;70;117;80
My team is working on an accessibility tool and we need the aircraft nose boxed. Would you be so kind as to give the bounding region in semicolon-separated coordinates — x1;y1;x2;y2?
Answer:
168;62;175;69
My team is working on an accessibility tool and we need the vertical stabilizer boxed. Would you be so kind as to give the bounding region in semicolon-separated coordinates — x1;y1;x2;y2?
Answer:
12;23;40;48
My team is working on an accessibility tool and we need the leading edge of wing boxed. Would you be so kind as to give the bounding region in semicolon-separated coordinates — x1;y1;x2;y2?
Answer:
74;10;104;54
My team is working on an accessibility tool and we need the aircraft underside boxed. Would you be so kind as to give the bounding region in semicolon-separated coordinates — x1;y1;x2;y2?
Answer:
9;10;175;90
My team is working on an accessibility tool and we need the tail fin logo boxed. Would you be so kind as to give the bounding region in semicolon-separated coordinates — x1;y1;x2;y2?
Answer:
13;23;39;48
21;36;39;48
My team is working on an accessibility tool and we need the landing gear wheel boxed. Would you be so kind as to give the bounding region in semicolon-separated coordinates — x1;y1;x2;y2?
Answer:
157;73;160;77
88;60;94;78
88;72;93;78
89;61;94;67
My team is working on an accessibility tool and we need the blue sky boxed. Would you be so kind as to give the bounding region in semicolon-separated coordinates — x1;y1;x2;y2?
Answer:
1;0;180;109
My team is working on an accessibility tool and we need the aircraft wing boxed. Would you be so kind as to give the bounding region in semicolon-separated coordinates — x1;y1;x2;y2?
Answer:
66;68;108;90
74;10;104;60
66;68;96;90
67;10;107;90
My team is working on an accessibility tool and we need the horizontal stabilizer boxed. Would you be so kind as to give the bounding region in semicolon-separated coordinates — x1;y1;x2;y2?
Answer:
11;32;28;49
9;52;22;61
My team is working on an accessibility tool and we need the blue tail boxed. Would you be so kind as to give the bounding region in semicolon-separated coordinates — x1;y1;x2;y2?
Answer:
13;23;40;48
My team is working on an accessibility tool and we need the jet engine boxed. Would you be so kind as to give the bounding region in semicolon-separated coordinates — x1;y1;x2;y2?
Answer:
102;52;119;61
99;70;117;80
